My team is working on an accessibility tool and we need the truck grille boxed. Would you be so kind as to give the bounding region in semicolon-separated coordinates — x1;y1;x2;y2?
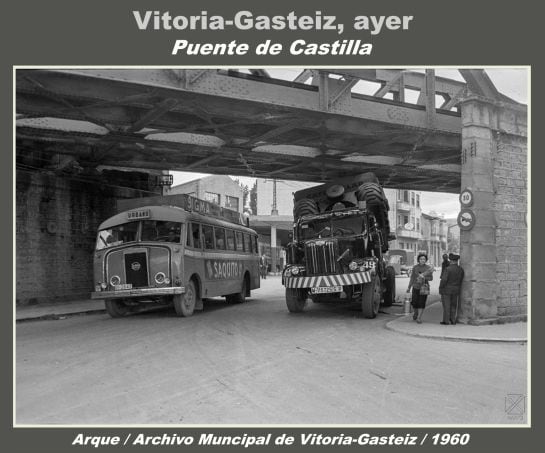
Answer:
305;241;337;275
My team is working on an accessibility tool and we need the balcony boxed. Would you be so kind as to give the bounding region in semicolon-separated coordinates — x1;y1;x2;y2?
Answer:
397;226;421;239
396;200;412;212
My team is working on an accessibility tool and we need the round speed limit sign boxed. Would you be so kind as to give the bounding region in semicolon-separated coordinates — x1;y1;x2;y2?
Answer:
459;189;474;207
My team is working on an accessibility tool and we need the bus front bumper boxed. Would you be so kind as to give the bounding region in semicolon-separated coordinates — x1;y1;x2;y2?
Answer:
91;287;185;300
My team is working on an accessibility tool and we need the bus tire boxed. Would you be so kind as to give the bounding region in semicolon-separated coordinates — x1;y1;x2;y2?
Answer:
286;288;308;313
174;280;198;317
105;299;130;318
382;265;396;307
294;198;318;218
226;276;247;304
361;275;381;318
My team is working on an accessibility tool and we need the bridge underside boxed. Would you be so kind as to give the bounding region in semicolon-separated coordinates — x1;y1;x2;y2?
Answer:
16;69;462;192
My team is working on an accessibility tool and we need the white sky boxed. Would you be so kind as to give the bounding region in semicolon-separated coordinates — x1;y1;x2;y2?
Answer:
171;68;528;218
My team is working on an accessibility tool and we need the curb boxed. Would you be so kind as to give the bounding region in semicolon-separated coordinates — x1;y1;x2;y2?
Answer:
385;316;527;344
16;308;106;322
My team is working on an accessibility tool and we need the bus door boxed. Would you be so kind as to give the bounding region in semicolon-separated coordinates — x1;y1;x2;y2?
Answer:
185;222;206;295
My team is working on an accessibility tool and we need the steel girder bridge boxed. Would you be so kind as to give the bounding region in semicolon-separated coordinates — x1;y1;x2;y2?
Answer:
15;68;516;193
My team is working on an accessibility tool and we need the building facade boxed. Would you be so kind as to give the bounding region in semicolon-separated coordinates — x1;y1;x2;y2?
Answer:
167;175;244;213
384;188;447;267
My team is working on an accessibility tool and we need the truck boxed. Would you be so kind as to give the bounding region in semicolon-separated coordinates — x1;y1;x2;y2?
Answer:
282;172;396;318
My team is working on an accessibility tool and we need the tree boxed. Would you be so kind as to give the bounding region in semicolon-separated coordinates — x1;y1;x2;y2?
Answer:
250;181;257;215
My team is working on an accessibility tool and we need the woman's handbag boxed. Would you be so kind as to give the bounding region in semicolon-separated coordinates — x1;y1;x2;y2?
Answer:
419;282;430;295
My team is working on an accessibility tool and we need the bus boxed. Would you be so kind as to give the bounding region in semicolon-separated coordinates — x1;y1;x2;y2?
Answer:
91;194;260;318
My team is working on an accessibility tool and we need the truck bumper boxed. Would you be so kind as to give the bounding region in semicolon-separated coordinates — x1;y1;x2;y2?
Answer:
91;287;185;300
284;271;372;288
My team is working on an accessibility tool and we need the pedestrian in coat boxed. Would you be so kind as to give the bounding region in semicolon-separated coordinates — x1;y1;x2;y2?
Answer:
406;253;434;324
440;253;450;279
439;253;465;324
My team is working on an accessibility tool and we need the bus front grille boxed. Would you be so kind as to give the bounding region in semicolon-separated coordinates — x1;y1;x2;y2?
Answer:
124;252;149;287
305;241;337;275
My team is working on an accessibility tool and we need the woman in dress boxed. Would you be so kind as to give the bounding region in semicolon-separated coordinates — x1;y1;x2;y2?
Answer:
406;253;434;324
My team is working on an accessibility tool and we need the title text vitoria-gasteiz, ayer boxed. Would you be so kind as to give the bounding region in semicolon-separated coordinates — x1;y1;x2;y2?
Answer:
133;11;414;35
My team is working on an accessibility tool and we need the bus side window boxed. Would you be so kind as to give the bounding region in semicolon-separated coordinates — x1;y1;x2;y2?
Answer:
243;233;251;253
215;227;226;250
253;236;258;255
226;229;235;251
191;223;202;249
203;225;214;249
186;223;192;247
235;231;244;251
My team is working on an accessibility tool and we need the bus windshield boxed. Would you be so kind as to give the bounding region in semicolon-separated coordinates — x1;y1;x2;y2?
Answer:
95;220;183;250
96;222;139;250
299;214;366;240
141;220;182;243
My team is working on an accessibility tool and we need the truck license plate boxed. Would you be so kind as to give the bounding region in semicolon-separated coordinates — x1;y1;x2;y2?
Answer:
311;286;342;294
114;283;132;290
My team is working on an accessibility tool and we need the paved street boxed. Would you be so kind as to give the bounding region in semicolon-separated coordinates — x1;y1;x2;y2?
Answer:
16;276;527;425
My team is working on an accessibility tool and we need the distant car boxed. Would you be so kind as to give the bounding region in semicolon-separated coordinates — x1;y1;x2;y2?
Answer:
387;249;415;277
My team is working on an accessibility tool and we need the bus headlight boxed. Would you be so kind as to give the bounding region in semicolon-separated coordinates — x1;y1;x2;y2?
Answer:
291;267;300;275
349;261;359;271
110;275;121;286
154;272;166;284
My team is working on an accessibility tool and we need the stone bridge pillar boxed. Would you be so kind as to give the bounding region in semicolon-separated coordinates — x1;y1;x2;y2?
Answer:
459;96;527;324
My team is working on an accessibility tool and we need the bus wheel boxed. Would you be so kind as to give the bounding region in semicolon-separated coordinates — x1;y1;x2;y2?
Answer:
226;277;247;304
105;299;129;318
286;288;308;313
361;275;381;319
174;280;198;317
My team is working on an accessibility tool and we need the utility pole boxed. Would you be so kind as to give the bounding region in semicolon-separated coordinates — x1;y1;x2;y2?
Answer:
271;179;278;215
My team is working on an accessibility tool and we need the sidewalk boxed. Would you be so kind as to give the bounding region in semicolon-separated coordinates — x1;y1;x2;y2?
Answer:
16;299;105;321
385;300;527;343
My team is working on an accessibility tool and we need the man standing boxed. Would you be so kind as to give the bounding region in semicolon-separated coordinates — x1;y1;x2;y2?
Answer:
439;253;465;325
440;253;449;279
260;254;267;279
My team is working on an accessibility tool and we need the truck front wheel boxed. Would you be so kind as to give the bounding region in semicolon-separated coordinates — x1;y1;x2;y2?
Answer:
361;275;381;318
286;288;308;313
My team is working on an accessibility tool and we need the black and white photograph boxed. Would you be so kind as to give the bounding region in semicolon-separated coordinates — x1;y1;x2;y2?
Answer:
14;67;528;426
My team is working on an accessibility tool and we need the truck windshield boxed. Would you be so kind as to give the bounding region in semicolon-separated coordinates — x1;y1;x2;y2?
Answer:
299;214;365;240
96;221;139;250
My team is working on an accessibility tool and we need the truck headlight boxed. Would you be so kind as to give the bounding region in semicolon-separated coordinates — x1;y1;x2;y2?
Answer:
291;267;300;275
154;272;166;284
110;275;121;286
100;282;107;290
349;261;358;271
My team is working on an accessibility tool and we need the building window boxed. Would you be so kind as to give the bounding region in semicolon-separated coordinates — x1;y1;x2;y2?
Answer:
397;189;402;200
411;192;415;206
403;190;409;202
416;219;420;232
403;215;409;226
225;195;239;211
399;242;404;249
205;192;220;205
416;194;420;208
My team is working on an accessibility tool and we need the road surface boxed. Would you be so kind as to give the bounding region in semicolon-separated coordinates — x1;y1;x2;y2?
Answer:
16;276;527;425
